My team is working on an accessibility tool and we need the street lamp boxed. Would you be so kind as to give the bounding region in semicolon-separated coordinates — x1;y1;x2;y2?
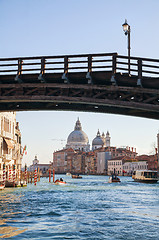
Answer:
122;19;131;74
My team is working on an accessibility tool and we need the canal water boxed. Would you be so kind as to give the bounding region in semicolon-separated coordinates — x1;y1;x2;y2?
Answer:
0;175;159;239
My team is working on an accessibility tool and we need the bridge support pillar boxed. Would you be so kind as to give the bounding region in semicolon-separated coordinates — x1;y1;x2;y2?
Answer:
137;78;142;87
86;72;92;84
110;75;117;86
62;73;69;84
38;73;45;83
15;75;23;83
15;59;23;83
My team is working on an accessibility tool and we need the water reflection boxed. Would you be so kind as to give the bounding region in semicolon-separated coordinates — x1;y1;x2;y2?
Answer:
0;192;27;239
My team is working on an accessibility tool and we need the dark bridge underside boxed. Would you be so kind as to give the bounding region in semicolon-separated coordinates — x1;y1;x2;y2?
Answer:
1;72;159;119
2;100;159;120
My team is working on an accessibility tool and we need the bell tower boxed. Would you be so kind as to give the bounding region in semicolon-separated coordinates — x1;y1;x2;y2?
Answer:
106;131;110;147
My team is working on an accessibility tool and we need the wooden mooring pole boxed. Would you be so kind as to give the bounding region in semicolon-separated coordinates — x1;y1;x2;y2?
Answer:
53;168;55;183
34;168;37;186
49;169;51;182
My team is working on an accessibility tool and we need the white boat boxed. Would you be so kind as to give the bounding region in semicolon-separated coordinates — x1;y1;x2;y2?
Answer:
66;173;72;176
0;184;4;190
132;170;158;183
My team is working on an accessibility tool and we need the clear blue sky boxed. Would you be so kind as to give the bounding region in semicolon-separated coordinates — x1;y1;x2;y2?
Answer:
1;0;159;166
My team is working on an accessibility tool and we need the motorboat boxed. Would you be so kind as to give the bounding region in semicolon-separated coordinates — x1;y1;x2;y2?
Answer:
108;174;121;183
5;181;15;188
132;170;158;183
54;179;66;185
66;173;72;176
0;183;4;190
72;174;82;179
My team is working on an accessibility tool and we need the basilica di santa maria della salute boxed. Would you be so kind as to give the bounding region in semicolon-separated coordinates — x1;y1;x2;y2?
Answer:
52;118;154;176
66;118;111;151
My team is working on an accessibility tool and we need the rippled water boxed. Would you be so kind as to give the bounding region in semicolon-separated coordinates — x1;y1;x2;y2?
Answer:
0;175;159;239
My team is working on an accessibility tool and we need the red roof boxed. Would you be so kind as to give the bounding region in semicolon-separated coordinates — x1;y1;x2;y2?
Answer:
109;155;132;161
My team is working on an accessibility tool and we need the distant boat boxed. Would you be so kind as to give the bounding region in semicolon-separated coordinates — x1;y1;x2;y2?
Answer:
108;174;121;183
54;178;66;185
5;181;15;188
66;173;72;176
0;183;4;190
72;174;82;179
132;170;158;183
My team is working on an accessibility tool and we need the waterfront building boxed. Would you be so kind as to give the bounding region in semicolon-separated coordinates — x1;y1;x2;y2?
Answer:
107;156;136;176
66;118;90;152
108;155;148;176
53;148;75;173
52;145;138;175
14;122;22;181
71;151;85;174
95;148;112;175
65;148;77;173
0;112;22;183
111;146;137;159
29;155;50;175
94;146;137;175
84;152;97;175
136;154;158;171
123;160;148;176
107;156;127;175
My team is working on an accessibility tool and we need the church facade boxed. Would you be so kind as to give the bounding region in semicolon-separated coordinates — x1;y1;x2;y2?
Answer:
66;118;110;151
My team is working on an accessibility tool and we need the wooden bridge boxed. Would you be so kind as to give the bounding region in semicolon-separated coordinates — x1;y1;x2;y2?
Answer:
0;52;159;119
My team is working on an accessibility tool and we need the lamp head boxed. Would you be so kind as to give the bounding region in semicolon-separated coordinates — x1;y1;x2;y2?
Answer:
122;19;130;35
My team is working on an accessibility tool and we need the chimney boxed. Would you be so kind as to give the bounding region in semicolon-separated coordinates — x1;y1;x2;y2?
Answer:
132;147;133;152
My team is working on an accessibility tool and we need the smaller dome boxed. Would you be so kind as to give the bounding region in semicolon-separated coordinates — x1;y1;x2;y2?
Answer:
92;130;104;146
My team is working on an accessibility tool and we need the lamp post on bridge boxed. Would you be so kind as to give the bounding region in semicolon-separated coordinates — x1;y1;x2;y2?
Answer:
122;19;131;74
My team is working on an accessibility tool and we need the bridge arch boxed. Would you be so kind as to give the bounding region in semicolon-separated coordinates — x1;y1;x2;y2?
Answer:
0;52;159;119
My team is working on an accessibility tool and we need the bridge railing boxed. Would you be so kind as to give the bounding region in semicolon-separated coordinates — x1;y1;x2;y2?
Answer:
0;53;115;75
116;55;159;78
0;53;159;81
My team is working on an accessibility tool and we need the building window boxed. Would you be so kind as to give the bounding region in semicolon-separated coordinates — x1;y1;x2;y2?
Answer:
4;117;9;132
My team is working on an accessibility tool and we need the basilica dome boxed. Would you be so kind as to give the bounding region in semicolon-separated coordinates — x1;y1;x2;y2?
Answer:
66;118;90;151
67;130;88;143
